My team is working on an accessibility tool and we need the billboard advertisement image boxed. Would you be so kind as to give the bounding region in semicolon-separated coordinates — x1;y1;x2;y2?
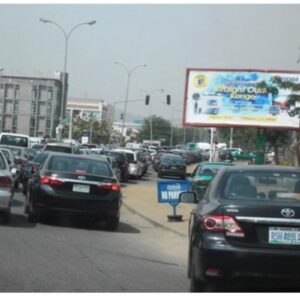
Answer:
183;69;300;129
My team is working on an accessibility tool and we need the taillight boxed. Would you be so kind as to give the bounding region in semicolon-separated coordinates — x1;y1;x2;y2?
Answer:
201;215;245;237
0;176;12;187
97;183;120;192
40;176;64;186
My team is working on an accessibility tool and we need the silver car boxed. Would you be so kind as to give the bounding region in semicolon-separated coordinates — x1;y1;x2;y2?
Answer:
0;151;14;223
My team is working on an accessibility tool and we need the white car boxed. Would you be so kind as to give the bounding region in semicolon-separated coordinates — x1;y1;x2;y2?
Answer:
112;148;143;179
0;151;14;223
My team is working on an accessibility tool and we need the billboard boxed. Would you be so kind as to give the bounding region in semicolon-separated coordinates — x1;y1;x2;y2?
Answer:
183;68;300;129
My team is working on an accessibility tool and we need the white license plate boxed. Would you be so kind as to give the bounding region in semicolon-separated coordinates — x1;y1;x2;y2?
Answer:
72;184;90;193
269;227;300;245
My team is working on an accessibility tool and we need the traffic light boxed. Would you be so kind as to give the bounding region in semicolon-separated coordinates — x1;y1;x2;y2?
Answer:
166;94;171;105
120;113;124;120
145;95;150;105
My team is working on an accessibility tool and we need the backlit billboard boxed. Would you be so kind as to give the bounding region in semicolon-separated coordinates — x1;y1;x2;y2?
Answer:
183;68;300;129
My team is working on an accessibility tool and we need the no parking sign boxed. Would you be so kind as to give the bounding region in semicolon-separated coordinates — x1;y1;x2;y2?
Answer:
157;180;191;220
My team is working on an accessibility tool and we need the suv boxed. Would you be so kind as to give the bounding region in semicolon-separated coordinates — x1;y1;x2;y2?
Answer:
114;148;144;179
43;143;79;154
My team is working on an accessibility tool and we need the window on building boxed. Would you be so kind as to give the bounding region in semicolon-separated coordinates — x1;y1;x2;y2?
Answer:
32;86;38;99
13;101;19;114
48;88;53;100
14;85;20;99
46;119;51;129
5;84;14;99
39;86;47;100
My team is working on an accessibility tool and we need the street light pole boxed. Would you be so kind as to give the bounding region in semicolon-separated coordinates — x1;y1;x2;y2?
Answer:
40;18;96;141
115;62;146;145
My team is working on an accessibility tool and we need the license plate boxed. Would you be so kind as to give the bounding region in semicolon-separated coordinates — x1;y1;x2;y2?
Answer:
72;184;90;193
269;227;300;245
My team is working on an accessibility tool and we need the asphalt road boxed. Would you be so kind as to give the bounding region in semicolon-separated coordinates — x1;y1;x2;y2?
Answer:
0;186;189;292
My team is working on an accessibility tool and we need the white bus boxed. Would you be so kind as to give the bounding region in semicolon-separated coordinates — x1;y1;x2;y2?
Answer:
0;133;30;148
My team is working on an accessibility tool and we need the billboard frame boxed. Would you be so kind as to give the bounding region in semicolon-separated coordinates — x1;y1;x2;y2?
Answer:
182;68;300;131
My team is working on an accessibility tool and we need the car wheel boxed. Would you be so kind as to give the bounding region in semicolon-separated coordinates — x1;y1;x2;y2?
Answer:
2;205;11;224
14;179;19;190
27;195;38;223
105;216;119;231
190;262;206;292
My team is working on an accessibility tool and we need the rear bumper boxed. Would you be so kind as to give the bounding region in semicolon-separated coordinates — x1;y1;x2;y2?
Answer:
160;169;186;177
194;236;300;281
34;188;121;219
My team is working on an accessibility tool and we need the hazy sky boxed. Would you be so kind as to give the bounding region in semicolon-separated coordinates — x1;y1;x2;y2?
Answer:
1;4;300;125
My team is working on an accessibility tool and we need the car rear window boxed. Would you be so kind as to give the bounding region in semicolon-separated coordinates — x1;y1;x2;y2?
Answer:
0;153;6;169
124;153;134;162
45;146;72;153
48;156;112;177
110;152;126;163
161;156;184;164
222;171;300;201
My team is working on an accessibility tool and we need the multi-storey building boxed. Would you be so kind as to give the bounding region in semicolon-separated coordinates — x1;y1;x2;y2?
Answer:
0;74;64;137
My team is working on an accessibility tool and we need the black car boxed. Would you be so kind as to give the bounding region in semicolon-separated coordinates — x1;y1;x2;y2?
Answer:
104;151;129;182
180;165;300;291
26;153;122;230
157;154;186;179
22;151;50;196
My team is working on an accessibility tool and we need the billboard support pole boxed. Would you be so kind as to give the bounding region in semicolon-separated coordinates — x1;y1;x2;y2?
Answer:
209;127;214;162
255;129;266;165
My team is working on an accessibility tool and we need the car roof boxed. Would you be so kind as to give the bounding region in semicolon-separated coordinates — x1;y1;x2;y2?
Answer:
45;143;73;148
223;165;300;173
46;152;108;162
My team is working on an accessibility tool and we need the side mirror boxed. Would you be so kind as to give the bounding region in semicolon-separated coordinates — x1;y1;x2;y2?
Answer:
11;168;19;176
179;192;197;204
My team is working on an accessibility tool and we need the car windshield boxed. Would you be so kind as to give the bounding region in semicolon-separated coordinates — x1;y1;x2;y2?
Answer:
223;171;300;201
48;156;112;177
124;153;134;162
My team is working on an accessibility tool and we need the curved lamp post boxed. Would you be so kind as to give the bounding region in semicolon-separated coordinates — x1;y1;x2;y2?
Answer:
115;62;146;145
40;18;96;141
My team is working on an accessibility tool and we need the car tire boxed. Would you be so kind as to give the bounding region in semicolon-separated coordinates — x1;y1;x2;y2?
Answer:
105;216;119;231
27;195;38;223
190;261;206;292
14;179;19;190
2;205;11;224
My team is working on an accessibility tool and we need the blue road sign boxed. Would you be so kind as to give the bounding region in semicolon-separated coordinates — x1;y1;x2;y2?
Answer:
157;180;191;205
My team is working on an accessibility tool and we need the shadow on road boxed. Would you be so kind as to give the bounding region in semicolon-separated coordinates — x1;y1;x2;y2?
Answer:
38;216;141;234
2;213;36;229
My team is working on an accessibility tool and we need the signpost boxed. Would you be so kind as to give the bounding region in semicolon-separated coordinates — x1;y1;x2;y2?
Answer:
157;180;191;222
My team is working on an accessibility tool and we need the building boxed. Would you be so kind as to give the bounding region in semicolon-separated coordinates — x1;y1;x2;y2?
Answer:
0;74;64;137
66;97;114;126
113;120;143;142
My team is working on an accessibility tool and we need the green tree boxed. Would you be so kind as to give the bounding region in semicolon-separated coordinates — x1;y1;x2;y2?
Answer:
137;115;171;145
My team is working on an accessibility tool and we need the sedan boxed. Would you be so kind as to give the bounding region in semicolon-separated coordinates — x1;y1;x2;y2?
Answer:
26;153;122;230
180;165;300;291
157;154;186;179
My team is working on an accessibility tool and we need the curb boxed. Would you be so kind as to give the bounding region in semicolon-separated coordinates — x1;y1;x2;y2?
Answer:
123;201;187;238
